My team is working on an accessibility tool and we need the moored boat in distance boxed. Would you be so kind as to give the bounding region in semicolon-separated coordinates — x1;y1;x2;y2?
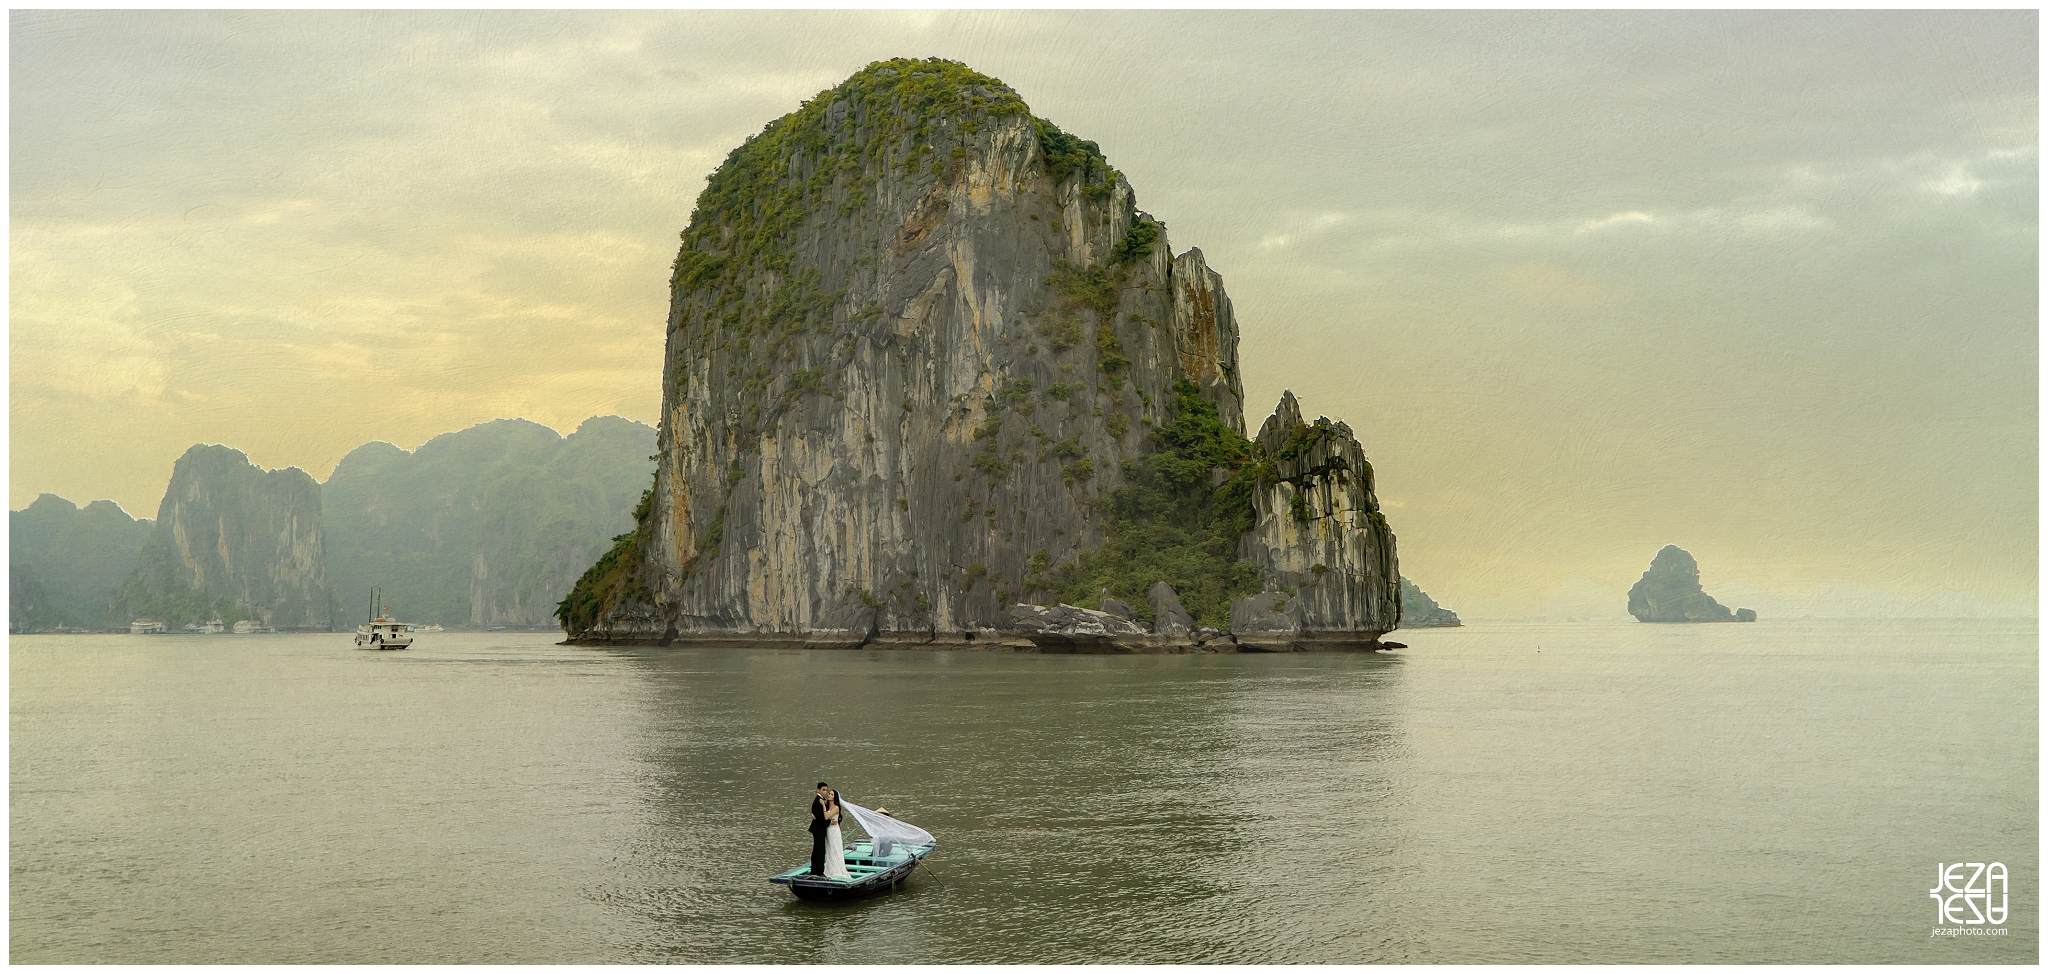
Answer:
231;620;275;634
130;619;167;635
204;619;226;634
409;623;444;634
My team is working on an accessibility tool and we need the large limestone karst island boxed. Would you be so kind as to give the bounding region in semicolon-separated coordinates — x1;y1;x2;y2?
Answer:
1627;545;1756;623
560;59;1401;651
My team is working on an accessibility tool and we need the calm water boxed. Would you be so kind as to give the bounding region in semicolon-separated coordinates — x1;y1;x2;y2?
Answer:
10;619;2037;963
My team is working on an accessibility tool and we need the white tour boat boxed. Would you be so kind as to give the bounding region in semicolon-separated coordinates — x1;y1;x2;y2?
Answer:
355;619;413;650
354;586;413;650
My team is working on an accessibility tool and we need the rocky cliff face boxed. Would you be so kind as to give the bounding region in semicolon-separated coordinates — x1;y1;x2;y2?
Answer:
10;494;155;631
564;58;1396;650
1627;544;1754;623
110;445;329;628
1399;578;1463;628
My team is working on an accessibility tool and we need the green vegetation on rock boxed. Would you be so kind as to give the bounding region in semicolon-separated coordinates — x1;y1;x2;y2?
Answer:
1031;116;1112;191
1044;216;1160;381
1048;380;1263;628
664;58;1050;472
555;486;654;635
573;59;1150;637
674;57;1028;295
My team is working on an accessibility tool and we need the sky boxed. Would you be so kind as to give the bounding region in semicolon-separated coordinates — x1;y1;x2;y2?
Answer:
10;10;2038;617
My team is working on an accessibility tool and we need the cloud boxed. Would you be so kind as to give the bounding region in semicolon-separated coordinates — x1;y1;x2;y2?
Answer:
8;248;168;402
1576;211;1656;234
1927;164;1985;198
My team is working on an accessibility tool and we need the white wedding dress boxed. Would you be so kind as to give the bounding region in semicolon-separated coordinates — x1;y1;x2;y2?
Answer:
823;816;851;881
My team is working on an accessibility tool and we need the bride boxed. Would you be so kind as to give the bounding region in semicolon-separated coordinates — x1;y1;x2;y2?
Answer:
823;788;852;881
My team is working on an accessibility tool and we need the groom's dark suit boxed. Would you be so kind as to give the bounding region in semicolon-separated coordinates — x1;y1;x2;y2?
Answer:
808;793;830;875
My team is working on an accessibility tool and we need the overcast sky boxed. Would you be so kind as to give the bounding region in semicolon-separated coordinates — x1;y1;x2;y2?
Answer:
10;10;2037;615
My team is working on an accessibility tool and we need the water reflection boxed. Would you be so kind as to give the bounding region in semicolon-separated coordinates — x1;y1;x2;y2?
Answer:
1201;660;1415;962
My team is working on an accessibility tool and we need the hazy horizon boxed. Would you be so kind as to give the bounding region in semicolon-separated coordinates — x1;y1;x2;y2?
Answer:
11;11;2037;617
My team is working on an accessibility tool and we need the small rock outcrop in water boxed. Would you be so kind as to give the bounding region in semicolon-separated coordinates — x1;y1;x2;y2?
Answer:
1010;603;1146;651
1006;597;1242;653
560;58;1400;652
1627;545;1754;623
109;445;329;629
1399;577;1463;628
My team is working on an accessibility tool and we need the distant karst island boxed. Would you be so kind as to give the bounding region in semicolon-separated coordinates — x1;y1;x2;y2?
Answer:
559;58;1406;652
10;418;655;633
1627;545;1756;623
1400;578;1463;628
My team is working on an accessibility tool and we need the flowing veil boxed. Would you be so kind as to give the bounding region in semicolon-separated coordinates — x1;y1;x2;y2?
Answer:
840;800;936;852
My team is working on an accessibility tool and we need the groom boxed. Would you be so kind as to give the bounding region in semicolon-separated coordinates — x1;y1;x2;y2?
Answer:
807;782;831;876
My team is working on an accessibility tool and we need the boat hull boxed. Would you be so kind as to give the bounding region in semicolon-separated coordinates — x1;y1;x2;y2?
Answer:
785;860;920;901
769;840;933;902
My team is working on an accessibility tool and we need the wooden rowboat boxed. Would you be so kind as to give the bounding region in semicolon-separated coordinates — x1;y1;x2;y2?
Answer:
768;837;935;901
